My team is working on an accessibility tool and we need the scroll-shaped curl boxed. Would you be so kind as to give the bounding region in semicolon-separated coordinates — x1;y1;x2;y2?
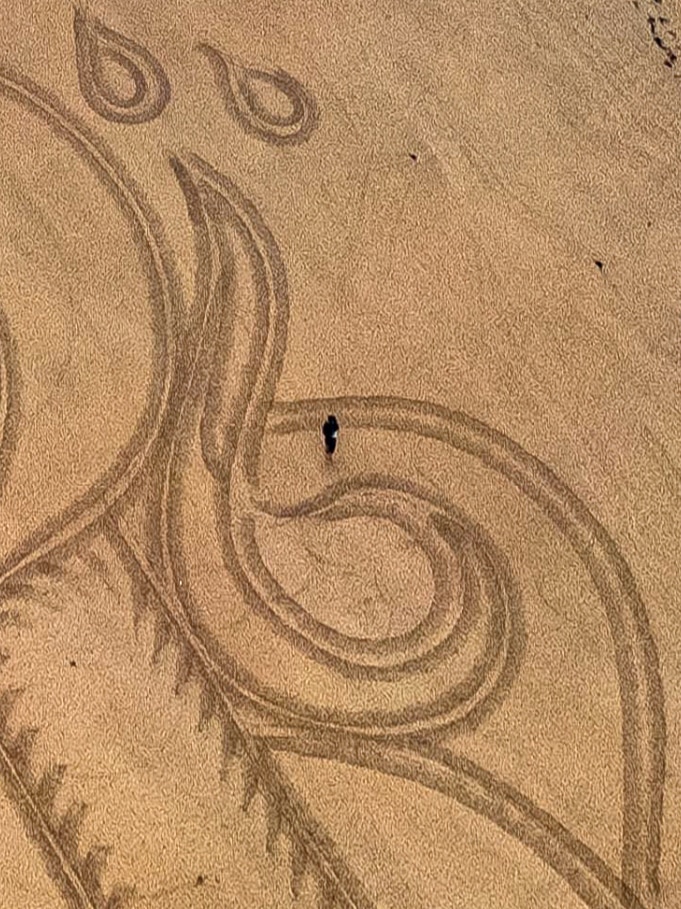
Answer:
73;6;171;124
164;153;523;736
164;153;665;909
198;44;319;145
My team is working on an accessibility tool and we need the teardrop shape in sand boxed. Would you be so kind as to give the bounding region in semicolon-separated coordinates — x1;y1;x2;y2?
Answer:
74;8;171;124
198;44;319;145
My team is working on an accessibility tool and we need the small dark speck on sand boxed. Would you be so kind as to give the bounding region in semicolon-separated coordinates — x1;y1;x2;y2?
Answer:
196;875;205;887
594;260;604;272
69;659;77;668
409;152;418;162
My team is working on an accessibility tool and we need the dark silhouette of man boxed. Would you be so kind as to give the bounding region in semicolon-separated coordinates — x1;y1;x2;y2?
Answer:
322;415;339;460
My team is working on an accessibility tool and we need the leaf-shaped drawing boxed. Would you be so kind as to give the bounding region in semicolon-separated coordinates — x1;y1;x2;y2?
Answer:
198;43;319;145
0;65;176;584
160;153;664;909
0;544;375;909
74;7;171;124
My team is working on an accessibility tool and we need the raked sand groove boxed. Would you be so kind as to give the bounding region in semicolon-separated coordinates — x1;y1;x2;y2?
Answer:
159;152;665;908
0;536;374;909
0;307;20;510
0;557;136;909
0;64;177;590
107;515;377;909
0;61;374;909
164;153;525;733
264;731;649;909
73;5;171;125
197;43;319;146
0;14;671;906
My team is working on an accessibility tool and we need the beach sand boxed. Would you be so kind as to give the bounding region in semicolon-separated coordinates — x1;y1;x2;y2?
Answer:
0;1;679;906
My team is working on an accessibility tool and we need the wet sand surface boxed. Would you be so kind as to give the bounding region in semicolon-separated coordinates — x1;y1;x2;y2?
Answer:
0;1;680;906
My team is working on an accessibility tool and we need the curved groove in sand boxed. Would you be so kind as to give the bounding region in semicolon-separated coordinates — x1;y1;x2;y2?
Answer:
108;516;377;909
73;8;171;124
264;732;648;909
163;153;664;904
165;154;522;735
265;399;666;905
0;64;177;586
0;309;20;507
198;43;319;145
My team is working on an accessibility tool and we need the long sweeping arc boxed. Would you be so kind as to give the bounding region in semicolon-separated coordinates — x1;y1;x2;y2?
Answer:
0;63;179;588
160;149;664;907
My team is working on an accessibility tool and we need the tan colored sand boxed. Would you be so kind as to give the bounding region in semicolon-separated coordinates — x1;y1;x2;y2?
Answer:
0;1;680;907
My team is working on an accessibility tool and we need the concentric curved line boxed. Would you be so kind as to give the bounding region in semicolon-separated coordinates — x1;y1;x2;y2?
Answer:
0;63;179;586
265;731;647;909
162;152;664;905
266;395;666;906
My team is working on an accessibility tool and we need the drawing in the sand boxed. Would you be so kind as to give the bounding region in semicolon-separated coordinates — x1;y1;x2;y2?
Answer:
73;6;171;124
198;42;320;145
0;10;669;909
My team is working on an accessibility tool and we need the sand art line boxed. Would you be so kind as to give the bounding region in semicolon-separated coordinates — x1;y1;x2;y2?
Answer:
0;309;20;511
164;155;523;735
0;63;358;902
198;43;319;145
265;732;648;909
0;558;136;909
0;64;182;907
0;530;375;909
0;64;178;588
0;51;665;909
107;515;376;909
73;6;171;124
158;154;665;906
0;740;108;909
0;532;375;909
222;487;517;684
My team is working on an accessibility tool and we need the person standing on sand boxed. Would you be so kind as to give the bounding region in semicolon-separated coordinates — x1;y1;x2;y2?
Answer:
322;415;339;460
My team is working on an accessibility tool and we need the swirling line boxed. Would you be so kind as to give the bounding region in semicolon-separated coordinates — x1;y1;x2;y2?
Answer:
161;152;665;905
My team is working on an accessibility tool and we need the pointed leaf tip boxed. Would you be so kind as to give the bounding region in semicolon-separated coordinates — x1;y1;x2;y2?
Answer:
241;762;259;812
8;725;39;776
36;763;67;813
58;800;88;861
290;836;308;899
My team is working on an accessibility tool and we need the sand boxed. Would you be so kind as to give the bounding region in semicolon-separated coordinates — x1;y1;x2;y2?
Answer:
0;0;679;907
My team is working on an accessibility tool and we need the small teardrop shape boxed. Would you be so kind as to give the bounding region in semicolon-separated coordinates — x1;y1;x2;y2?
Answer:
198;43;319;145
74;7;171;124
